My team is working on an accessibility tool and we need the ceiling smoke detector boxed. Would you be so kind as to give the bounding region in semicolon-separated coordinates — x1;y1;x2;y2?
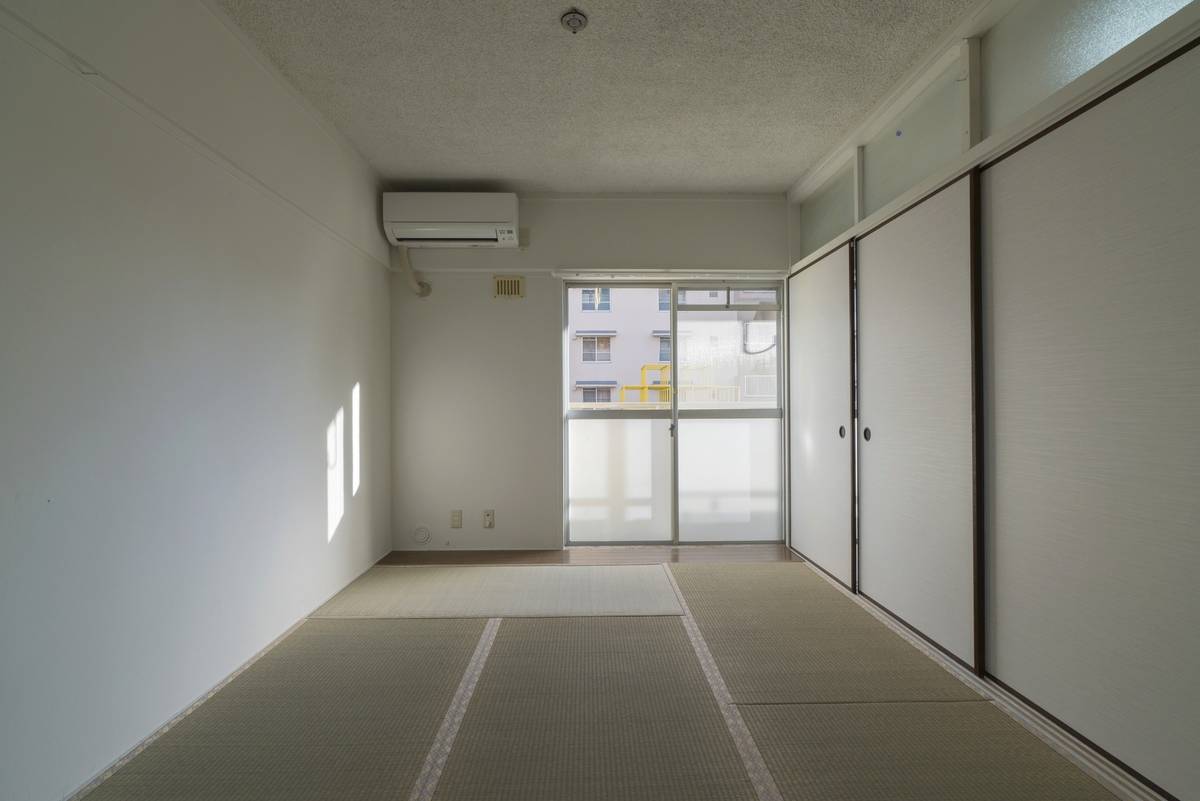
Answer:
561;8;588;34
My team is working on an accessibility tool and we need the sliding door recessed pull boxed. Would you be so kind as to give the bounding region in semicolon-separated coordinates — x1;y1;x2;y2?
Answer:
863;427;871;441
839;425;846;438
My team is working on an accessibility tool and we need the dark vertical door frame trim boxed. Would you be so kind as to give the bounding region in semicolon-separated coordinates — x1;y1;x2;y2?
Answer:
849;240;859;593
784;268;794;556
969;167;985;677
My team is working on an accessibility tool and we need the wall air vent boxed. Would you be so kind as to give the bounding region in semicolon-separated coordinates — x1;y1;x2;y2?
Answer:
493;275;525;298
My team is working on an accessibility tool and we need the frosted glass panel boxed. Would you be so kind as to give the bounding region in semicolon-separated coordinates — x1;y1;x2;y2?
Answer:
677;310;779;410
795;164;855;260
862;61;960;216
982;0;1190;135
568;418;672;542
678;418;781;542
677;288;729;306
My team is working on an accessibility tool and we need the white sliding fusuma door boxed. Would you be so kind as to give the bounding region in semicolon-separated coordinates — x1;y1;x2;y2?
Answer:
983;43;1200;800
787;244;853;586
856;176;975;665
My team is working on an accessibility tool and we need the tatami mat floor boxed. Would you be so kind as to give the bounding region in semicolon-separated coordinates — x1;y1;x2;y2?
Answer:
80;619;484;801
670;562;980;703
432;617;756;801
314;564;683;618
743;701;1114;801
79;552;1116;801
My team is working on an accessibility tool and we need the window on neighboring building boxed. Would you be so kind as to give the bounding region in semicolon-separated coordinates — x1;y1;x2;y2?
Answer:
658;288;670;311
658;336;671;362
581;387;612;403
581;336;611;362
581;287;611;311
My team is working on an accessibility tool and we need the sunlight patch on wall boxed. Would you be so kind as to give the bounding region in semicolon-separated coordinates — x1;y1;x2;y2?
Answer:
327;406;344;541
351;382;361;496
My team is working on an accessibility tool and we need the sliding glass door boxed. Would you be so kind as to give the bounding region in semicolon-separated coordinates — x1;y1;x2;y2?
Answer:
565;285;673;542
674;286;782;542
564;282;783;544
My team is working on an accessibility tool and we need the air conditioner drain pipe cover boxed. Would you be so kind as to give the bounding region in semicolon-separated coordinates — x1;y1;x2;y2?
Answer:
389;245;432;297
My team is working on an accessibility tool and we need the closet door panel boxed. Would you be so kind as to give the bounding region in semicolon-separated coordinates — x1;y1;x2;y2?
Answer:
984;43;1200;800
857;177;974;664
787;245;853;585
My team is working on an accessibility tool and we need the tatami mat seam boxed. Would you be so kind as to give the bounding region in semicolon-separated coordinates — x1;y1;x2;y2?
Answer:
408;617;502;801
663;564;785;801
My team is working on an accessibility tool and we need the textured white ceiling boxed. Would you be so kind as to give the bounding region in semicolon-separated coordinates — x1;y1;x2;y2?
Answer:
218;0;977;193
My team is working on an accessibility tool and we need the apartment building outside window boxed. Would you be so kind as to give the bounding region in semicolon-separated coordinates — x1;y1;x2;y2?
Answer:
581;336;612;362
566;285;779;411
581;387;612;403
581;287;611;311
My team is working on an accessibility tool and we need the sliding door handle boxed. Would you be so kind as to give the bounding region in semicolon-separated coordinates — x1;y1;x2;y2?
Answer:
863;427;872;441
838;425;846;438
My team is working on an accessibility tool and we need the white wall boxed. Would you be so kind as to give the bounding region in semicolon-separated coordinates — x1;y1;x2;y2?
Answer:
409;195;788;274
0;4;391;800
393;196;787;550
391;272;563;550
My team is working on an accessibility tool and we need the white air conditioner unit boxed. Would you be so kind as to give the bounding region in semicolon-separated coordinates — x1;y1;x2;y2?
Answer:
382;192;518;248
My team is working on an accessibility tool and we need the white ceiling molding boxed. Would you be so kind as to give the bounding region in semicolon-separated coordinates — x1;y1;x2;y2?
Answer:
787;0;1023;204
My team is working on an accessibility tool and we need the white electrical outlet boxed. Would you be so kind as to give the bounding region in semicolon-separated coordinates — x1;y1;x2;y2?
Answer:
482;509;495;529
450;510;462;529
